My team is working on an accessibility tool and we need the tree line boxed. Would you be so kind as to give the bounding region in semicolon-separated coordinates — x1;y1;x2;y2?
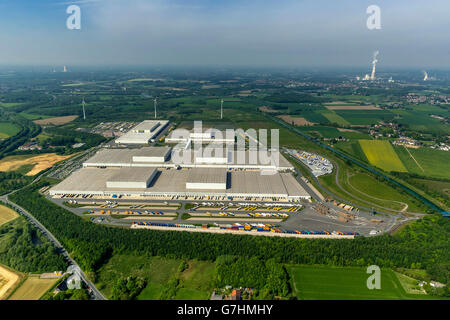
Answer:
8;180;449;286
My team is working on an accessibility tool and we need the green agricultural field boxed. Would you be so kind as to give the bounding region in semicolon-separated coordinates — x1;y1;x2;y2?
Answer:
288;265;435;300
0;122;20;139
296;126;371;140
407;104;450;116
297;111;330;124
394;146;450;180
334;141;369;163
335;110;396;125
319;110;350;126
296;126;342;139
0;102;24;108
359;140;407;172
393;109;450;135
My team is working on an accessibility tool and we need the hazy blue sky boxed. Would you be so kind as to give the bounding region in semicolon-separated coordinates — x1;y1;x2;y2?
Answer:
0;0;449;68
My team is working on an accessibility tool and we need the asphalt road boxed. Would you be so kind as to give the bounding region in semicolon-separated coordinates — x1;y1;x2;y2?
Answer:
1;192;107;300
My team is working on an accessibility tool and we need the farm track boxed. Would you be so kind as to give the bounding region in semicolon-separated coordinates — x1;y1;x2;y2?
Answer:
404;146;425;173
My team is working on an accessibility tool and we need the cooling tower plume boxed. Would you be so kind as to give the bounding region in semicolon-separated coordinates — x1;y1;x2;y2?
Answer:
370;51;379;80
423;71;429;81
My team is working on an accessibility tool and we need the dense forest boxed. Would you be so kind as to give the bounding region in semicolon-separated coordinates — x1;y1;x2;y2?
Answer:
0;216;68;273
0;171;33;195
8;180;449;287
214;255;290;299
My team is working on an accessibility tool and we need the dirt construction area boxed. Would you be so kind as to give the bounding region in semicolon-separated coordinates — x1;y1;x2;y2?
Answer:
0;204;18;227
8;276;57;300
0;153;72;176
0;265;21;300
33;115;78;126
277;115;315;126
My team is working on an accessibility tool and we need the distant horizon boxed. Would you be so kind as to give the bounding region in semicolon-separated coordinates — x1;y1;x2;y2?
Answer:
1;0;449;68
1;64;449;72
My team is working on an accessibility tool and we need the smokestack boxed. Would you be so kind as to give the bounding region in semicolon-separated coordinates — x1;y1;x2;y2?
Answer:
220;99;224;120
370;51;379;80
154;98;157;118
82;98;86;120
423;71;429;81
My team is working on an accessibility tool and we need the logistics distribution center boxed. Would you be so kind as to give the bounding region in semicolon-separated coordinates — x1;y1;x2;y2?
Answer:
49;147;310;200
49;120;311;201
115;120;169;144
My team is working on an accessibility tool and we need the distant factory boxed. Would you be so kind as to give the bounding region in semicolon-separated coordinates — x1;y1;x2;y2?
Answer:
356;51;379;81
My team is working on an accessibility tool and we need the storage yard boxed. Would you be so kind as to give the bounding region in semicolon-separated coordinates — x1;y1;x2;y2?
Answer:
286;149;333;177
131;221;358;239
86;121;138;138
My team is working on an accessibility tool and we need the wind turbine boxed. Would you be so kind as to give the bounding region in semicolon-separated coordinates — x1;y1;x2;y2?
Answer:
82;98;86;120
220;99;224;120
154;97;157;119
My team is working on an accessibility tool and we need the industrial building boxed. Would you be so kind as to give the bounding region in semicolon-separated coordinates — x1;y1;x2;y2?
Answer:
186;168;227;190
115;120;169;144
83;146;294;171
165;128;235;144
49;166;310;200
50;129;311;201
105;167;158;189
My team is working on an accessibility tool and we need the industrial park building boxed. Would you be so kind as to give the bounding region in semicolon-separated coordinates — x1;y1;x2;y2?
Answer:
115;120;169;144
50;146;311;200
82;147;294;171
49;167;309;200
165;128;235;144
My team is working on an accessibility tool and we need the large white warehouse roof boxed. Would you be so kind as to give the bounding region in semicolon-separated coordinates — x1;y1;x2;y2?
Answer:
83;147;294;170
115;120;169;144
49;167;310;199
